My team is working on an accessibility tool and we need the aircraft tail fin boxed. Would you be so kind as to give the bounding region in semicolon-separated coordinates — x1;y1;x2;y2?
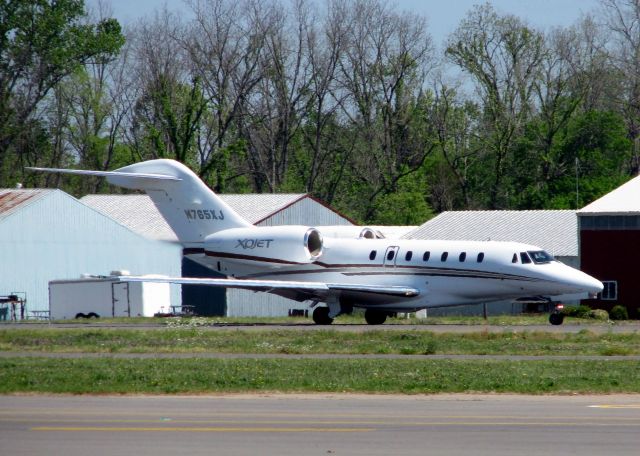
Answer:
27;160;252;246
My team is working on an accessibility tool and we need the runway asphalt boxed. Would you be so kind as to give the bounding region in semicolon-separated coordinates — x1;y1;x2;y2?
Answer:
1;394;639;456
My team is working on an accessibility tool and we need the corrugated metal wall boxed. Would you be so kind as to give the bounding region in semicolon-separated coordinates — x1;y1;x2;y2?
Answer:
0;190;182;315
225;197;352;317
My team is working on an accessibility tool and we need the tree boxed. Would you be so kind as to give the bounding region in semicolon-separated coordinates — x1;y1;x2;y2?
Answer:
336;0;435;221
0;0;124;185
601;0;640;174
446;4;544;208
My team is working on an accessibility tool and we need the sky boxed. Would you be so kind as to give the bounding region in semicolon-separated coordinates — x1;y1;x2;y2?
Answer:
101;0;603;47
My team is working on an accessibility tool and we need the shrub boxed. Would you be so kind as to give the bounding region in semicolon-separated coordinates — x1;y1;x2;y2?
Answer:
588;309;609;321
610;305;629;321
562;305;592;318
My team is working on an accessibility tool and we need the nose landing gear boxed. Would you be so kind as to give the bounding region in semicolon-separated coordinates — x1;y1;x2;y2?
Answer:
549;303;565;325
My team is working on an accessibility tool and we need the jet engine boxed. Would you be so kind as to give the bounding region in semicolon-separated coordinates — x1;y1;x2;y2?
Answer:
204;226;323;264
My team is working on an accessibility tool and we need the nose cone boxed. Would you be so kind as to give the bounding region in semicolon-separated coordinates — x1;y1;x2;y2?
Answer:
576;271;603;296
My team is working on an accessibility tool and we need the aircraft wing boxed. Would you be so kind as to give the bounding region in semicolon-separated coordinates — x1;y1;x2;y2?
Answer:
118;276;419;303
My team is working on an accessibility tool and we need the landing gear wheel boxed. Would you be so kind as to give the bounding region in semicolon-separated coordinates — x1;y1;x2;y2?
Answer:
364;309;387;325
549;313;564;325
312;306;334;325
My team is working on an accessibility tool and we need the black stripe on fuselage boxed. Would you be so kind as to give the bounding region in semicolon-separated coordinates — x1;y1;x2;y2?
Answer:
240;268;541;283
201;251;545;283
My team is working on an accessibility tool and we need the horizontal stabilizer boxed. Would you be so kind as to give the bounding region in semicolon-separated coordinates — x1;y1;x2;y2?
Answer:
26;167;182;181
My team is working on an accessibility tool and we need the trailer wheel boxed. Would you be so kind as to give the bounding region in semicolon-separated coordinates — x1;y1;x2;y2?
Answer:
75;313;86;319
87;312;99;319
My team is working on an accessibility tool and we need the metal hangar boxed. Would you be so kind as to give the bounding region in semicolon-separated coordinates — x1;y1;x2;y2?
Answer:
0;189;181;318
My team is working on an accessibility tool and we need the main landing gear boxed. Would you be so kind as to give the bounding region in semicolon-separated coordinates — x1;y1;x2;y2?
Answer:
312;306;333;325
549;303;565;325
311;307;390;325
364;309;387;325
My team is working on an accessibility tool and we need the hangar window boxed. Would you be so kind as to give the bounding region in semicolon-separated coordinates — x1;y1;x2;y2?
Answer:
512;253;518;263
441;252;448;262
405;251;413;261
477;252;484;263
369;250;377;261
423;251;430;262
520;252;532;264
459;252;466;262
601;281;618;301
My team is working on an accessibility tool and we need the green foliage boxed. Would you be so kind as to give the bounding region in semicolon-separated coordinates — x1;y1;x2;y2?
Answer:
562;305;593;318
372;170;434;224
0;0;124;186
610;305;629;321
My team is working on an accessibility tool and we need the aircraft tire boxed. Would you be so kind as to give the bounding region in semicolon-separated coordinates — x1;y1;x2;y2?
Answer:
312;306;333;325
364;309;387;325
549;313;564;325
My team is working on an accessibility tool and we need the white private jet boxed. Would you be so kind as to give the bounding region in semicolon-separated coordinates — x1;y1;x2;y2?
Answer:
29;159;603;325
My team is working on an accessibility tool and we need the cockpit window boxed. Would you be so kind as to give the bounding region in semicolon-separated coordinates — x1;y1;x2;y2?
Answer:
528;250;554;264
512;253;518;263
520;252;532;264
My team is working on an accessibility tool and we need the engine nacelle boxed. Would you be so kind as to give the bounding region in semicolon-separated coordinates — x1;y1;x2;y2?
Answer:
204;226;323;264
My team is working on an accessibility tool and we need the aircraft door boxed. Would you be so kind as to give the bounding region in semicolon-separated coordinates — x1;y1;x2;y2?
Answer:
384;246;399;267
111;282;130;317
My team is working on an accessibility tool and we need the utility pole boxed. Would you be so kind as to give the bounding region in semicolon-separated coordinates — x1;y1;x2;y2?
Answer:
575;157;580;209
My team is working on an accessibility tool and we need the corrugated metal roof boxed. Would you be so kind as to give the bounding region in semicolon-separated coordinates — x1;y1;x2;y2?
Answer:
367;226;418;239
0;189;54;221
404;210;577;257
578;175;640;215
80;193;310;242
80;195;178;242
220;194;306;224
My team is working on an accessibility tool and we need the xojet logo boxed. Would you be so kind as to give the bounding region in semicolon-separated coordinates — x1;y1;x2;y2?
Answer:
236;239;275;249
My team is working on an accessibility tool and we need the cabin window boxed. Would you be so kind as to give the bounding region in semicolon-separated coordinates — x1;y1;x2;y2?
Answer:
459;252;466;262
601;281;618;300
528;250;554;264
441;252;448;262
477;252;484;263
512;253;518;263
520;252;532;264
423;251;430;261
405;251;413;261
386;250;395;261
369;250;377;261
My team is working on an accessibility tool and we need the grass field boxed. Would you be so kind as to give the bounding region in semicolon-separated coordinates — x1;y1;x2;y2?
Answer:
1;357;639;395
2;319;639;394
1;326;639;356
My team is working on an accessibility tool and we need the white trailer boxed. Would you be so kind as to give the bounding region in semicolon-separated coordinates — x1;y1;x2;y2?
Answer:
49;275;172;319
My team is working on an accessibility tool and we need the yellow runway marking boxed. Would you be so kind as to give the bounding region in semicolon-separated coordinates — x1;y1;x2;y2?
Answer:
589;405;640;409
31;426;372;433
